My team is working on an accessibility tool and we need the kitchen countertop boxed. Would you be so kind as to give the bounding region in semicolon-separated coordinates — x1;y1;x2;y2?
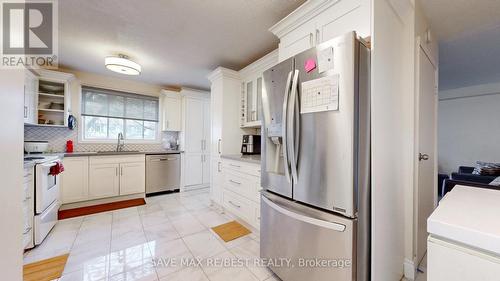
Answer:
63;150;182;157
221;154;261;164
427;185;500;255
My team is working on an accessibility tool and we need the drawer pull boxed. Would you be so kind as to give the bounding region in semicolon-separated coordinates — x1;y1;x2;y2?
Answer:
230;164;241;168
229;179;241;185
228;201;241;208
23;227;32;235
23;196;32;202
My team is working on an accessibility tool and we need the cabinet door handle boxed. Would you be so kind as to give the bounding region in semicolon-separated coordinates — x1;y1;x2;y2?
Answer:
228;201;241;208
316;28;320;44
23;196;32;202
24;106;28;118
229;179;241;185
310;32;314;46
120;167;123;176
218;162;221;172
167;120;170;129
201;140;204;151
218;139;221;154
116;167;118;176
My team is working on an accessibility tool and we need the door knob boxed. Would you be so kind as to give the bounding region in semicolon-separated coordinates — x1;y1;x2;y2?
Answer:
419;153;429;161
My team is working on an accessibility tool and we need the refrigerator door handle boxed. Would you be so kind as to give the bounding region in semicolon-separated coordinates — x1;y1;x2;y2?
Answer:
288;69;300;183
262;195;346;232
282;71;293;183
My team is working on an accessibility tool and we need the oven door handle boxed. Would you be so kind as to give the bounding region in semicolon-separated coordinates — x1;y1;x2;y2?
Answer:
39;160;60;168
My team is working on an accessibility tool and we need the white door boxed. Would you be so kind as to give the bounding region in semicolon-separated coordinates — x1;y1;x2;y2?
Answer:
415;45;438;266
210;82;223;156
119;162;145;195
163;97;181;131
203;100;211;153
202;101;211;185
202;155;211;185
184;98;204;153
61;157;89;204
184;154;203;186
89;163;120;199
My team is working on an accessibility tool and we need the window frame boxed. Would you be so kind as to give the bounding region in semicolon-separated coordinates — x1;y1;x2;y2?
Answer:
78;85;161;144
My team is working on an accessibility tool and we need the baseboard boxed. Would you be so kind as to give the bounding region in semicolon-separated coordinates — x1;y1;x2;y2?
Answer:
404;258;416;281
182;184;209;192
60;193;145;210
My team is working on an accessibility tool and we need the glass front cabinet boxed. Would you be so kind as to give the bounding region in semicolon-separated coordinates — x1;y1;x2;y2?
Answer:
240;76;262;128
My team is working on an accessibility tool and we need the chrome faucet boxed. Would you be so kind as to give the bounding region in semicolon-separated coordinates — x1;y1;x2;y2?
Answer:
116;132;125;152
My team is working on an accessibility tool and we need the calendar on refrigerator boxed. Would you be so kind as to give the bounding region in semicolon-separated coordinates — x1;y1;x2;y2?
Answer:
300;74;340;114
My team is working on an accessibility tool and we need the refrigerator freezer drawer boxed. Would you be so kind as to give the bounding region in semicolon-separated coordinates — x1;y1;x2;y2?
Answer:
260;194;356;281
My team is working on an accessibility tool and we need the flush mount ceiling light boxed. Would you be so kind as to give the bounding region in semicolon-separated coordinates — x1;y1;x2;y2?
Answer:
105;54;141;75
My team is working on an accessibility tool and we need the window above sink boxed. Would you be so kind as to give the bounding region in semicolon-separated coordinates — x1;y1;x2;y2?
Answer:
80;86;160;143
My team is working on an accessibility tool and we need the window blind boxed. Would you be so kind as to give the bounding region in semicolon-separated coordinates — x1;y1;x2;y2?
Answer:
81;86;159;122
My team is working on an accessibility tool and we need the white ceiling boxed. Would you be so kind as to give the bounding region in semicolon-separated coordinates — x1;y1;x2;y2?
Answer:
58;0;306;90
420;0;500;90
420;0;500;41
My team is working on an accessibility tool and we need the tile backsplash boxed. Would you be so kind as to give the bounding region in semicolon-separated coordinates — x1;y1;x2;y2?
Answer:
24;126;179;153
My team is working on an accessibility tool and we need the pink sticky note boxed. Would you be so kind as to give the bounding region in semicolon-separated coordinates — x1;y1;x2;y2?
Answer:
304;59;316;73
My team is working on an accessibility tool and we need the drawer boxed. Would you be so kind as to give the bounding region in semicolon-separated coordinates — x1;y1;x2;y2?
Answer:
223;171;254;201
23;167;34;178
23;179;34;201
222;190;253;222
23;227;33;249
222;160;260;177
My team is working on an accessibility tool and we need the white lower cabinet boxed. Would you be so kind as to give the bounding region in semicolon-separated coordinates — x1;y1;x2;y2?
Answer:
184;154;204;187
119;162;146;195
61;155;145;204
214;158;262;229
428;235;500;281
89;163;120;199
23;166;34;249
61;157;89;204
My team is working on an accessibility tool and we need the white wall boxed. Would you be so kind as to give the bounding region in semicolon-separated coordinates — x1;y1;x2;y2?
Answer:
438;89;500;174
371;0;414;280
0;70;25;281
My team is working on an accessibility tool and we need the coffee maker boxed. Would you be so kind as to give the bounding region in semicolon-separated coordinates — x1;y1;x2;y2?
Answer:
241;135;261;155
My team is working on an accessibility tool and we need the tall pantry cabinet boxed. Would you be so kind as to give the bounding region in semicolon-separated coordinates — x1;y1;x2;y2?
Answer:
181;89;211;190
207;67;243;205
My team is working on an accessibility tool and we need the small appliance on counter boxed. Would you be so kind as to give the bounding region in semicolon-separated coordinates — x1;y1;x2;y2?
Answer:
24;141;49;154
241;135;261;155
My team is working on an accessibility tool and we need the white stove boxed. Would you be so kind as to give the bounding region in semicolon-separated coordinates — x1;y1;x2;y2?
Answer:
24;154;62;246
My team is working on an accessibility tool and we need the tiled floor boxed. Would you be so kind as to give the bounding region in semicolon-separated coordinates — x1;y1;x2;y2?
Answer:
24;188;277;281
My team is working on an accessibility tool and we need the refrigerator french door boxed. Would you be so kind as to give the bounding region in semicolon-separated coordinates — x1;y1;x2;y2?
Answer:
260;31;371;281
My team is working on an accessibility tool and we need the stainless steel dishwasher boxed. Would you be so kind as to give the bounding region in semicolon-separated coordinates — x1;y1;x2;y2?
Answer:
145;153;180;196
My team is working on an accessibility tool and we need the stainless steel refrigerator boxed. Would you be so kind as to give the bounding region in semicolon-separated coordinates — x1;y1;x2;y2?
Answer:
260;31;371;281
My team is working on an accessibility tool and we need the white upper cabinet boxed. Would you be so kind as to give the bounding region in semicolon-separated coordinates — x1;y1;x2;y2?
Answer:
24;69;38;125
238;50;279;128
270;0;371;62
161;90;182;131
207;68;242;156
184;97;205;153
35;69;74;127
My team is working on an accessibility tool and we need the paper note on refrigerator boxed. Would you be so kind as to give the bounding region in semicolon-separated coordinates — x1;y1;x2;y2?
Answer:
300;75;340;114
